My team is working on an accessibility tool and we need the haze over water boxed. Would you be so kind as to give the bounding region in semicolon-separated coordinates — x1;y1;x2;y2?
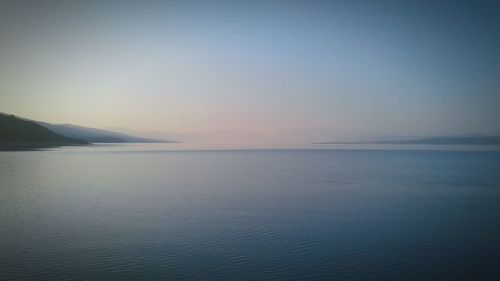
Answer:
1;0;499;146
1;145;500;280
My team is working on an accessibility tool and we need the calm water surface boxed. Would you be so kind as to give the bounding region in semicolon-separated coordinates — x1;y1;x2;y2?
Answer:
1;145;500;280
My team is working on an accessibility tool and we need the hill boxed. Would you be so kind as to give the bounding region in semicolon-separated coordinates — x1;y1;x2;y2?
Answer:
36;122;175;143
314;135;500;145
0;113;88;150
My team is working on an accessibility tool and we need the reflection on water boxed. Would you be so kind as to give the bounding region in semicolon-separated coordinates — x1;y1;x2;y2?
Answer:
1;146;499;280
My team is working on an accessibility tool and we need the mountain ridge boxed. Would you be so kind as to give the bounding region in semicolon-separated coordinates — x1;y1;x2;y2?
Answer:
0;113;88;150
314;135;500;145
1;112;178;149
36;121;176;143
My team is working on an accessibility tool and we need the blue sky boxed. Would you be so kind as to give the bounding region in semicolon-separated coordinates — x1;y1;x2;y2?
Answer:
0;0;499;147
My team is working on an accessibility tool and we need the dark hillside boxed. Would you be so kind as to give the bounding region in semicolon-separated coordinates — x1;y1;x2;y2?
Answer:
0;113;87;148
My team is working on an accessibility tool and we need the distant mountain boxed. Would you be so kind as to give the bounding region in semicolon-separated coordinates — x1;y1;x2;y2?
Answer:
0;113;88;150
36;122;176;143
314;135;500;145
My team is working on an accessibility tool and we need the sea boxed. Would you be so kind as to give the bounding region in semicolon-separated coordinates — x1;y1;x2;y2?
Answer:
1;144;499;280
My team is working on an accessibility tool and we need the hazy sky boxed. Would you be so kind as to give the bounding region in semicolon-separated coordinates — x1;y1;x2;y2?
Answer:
1;0;499;147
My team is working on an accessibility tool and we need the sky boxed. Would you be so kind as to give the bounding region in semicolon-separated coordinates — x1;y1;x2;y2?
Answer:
0;0;499;147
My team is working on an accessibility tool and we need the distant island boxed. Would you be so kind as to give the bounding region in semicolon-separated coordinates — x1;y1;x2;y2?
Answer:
314;135;500;145
0;113;177;150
